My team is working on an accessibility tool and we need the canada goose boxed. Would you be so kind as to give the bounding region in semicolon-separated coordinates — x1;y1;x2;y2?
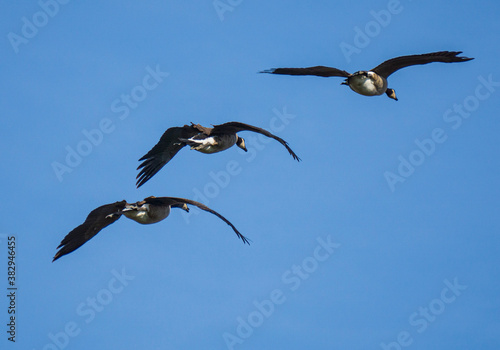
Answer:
53;196;249;261
136;121;300;188
260;51;473;100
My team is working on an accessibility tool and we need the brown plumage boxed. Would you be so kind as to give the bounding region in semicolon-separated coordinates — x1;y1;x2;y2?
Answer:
53;196;249;262
261;51;474;100
136;121;300;188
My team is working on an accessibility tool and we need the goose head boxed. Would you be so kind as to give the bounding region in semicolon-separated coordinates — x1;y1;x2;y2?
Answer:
236;136;247;152
385;88;398;101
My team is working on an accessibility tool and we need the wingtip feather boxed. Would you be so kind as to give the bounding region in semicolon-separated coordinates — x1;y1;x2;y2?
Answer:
259;69;276;74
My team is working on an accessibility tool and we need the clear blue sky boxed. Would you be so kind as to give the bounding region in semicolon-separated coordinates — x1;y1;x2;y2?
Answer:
1;1;499;349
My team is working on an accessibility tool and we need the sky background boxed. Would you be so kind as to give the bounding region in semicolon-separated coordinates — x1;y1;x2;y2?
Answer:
1;0;499;349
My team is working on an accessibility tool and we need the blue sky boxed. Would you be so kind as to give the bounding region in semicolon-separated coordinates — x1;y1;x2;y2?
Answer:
1;0;499;349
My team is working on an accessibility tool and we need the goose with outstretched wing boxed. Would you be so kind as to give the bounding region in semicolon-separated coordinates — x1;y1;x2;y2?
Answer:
136;121;300;187
260;51;474;101
53;196;249;261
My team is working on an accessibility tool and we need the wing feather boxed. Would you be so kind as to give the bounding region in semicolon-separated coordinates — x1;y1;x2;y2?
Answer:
53;201;126;261
260;66;350;78
146;197;250;244
212;122;300;161
136;125;199;188
371;51;474;78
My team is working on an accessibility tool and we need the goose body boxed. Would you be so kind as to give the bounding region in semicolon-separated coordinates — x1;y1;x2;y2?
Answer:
53;196;249;261
180;133;238;154
260;51;473;100
121;202;171;224
136;121;300;187
345;71;388;96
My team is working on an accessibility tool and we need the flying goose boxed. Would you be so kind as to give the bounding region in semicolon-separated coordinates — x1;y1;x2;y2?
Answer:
260;51;474;100
136;121;300;188
53;196;249;261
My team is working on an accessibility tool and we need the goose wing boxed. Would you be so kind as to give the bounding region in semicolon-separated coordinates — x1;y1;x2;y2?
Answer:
136;125;200;188
212;122;300;161
260;66;350;78
371;51;474;78
146;197;250;244
53;201;127;261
